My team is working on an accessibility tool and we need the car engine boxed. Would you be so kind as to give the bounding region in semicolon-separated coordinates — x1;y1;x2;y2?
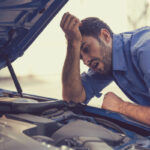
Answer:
0;97;150;150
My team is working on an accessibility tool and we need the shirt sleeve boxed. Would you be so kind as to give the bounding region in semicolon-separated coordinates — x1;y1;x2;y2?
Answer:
138;47;150;93
81;69;113;104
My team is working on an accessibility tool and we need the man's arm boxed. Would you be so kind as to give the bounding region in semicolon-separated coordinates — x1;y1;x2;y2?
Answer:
102;92;150;125
60;12;86;103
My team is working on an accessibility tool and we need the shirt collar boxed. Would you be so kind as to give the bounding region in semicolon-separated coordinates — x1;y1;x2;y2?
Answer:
112;34;127;72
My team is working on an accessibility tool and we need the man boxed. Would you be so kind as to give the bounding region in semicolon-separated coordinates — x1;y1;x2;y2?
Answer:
60;12;150;125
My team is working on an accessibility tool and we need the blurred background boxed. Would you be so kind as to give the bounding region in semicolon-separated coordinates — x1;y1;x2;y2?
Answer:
1;0;150;107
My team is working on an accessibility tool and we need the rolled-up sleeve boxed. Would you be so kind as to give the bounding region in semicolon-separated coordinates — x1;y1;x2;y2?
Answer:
81;69;113;104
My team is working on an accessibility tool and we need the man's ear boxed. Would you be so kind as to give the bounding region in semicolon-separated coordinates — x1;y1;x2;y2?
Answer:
99;28;111;44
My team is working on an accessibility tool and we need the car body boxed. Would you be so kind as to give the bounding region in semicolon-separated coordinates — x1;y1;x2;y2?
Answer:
0;0;150;150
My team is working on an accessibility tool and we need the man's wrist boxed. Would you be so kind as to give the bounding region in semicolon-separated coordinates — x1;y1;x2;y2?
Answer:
67;40;81;59
119;101;130;115
67;39;81;48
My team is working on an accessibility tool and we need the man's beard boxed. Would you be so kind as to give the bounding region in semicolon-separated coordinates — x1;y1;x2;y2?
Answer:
93;39;112;75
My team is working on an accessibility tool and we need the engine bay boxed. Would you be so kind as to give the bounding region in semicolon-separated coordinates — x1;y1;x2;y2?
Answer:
0;96;150;150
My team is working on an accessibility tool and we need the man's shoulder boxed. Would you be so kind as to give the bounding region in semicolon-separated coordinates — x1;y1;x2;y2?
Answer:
133;26;150;34
130;26;150;53
121;26;150;36
131;26;150;39
113;27;150;51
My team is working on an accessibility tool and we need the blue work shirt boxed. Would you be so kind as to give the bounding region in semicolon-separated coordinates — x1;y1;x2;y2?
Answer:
81;26;150;106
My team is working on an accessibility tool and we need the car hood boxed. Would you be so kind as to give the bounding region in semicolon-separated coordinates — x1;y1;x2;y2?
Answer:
0;0;68;69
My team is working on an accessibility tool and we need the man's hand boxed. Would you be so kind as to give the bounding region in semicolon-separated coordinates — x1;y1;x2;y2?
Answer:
102;92;126;113
102;92;150;125
60;12;82;45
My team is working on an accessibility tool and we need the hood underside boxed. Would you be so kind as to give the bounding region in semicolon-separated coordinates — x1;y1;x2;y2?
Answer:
0;0;68;69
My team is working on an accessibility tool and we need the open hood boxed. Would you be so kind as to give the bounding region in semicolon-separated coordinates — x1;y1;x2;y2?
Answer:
0;0;68;70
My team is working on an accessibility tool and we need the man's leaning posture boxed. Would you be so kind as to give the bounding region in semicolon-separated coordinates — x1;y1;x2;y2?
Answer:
60;12;150;125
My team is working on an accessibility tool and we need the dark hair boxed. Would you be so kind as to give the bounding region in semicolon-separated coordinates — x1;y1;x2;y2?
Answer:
79;17;113;39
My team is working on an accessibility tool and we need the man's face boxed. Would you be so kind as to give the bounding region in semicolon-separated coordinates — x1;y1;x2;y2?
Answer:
80;35;112;74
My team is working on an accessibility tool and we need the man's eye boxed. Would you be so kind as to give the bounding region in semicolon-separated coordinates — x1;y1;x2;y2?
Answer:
83;47;89;53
